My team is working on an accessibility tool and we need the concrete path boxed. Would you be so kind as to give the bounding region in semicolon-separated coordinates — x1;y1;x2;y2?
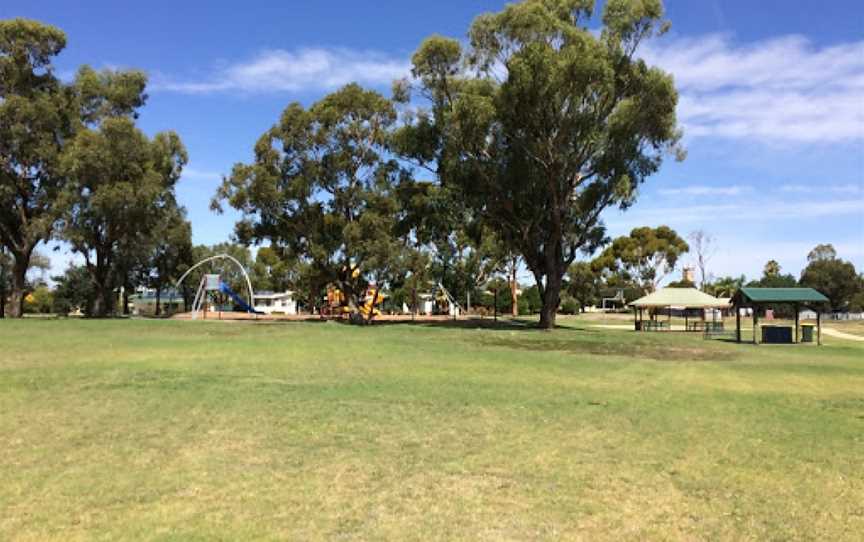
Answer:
822;328;864;342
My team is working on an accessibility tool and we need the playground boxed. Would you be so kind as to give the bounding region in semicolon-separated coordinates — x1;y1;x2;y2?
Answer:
2;317;862;540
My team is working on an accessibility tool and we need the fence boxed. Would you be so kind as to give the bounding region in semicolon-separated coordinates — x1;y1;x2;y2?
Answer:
799;311;864;321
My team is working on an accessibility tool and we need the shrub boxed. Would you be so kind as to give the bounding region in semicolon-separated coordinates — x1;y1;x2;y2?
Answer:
559;297;580;315
25;286;54;314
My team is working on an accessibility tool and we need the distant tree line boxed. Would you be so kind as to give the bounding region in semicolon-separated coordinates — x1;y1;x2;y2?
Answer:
559;240;864;315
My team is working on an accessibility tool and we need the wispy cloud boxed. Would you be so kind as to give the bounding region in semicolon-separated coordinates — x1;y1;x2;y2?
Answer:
658;184;752;197
180;167;222;181
609;198;863;227
152;48;409;94
153;34;864;145
780;183;862;194
642;34;864;143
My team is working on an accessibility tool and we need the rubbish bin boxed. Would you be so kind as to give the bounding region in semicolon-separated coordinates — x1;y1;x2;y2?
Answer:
762;325;793;344
801;324;815;343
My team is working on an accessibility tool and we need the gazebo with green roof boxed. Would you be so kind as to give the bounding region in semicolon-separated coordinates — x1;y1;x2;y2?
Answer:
629;288;729;332
732;287;829;345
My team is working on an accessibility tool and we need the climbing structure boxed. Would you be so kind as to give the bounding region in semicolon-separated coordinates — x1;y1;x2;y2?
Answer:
175;254;260;319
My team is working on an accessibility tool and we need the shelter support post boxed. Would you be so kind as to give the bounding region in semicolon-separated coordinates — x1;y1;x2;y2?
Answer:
753;305;758;345
817;311;822;346
736;305;741;343
794;303;799;343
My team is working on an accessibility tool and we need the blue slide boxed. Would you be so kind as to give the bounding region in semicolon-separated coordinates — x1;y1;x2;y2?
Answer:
219;282;263;314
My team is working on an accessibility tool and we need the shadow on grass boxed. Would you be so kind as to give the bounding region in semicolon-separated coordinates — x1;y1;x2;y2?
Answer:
350;316;597;333
165;313;596;332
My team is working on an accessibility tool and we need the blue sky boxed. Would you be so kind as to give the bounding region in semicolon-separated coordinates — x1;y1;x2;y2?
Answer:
3;0;863;284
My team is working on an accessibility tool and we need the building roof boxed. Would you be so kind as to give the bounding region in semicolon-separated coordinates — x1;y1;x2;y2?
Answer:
735;287;828;304
130;291;183;303
253;291;294;299
629;288;729;308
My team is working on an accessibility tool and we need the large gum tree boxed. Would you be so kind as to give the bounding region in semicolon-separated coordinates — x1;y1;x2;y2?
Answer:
58;68;186;316
0;19;72;318
214;83;408;317
398;0;683;328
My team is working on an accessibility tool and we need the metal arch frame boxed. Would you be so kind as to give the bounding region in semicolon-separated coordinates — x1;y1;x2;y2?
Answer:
175;253;255;309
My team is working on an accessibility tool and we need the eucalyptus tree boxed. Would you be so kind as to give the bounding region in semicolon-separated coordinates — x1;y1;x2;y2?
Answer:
0;247;11;317
58;69;187;316
250;246;297;293
688;229;715;290
214;83;409;314
592;226;689;292
566;261;602;311
51;264;94;316
147;204;193;315
395;0;683;328
0;19;74;317
398;180;507;310
799;244;860;312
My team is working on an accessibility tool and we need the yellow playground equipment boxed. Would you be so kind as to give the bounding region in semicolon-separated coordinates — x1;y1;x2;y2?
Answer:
322;282;385;323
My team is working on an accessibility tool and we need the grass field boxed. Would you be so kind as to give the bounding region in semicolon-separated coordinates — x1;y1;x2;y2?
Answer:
1;318;862;540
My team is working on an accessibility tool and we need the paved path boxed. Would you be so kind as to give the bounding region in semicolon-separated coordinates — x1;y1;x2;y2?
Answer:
822;328;864;342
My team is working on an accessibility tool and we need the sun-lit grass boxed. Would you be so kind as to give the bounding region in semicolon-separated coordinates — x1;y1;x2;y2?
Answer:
1;318;862;540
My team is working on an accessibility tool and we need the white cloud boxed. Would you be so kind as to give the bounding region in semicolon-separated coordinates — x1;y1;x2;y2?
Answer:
780;183;862;194
153;48;410;94
642;34;864;143
181;167;222;181
153;34;864;144
658;185;752;197
608;198;864;229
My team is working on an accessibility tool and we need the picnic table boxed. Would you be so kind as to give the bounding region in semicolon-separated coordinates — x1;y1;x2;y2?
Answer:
642;320;670;331
687;320;725;332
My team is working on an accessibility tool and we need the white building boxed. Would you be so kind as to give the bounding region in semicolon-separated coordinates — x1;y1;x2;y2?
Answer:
253;291;298;315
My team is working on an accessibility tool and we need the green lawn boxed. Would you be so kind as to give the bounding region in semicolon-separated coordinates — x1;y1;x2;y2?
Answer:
1;319;862;540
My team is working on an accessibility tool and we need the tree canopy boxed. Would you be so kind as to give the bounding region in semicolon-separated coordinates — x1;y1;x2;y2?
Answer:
799;244;860;311
593;225;689;292
395;0;682;328
215;83;411;312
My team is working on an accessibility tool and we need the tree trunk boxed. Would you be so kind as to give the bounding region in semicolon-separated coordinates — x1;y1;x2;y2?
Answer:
510;264;519;317
91;267;114;318
538;272;563;329
122;287;130;315
7;256;29;319
0;289;5;318
92;287;111;317
155;284;162;316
